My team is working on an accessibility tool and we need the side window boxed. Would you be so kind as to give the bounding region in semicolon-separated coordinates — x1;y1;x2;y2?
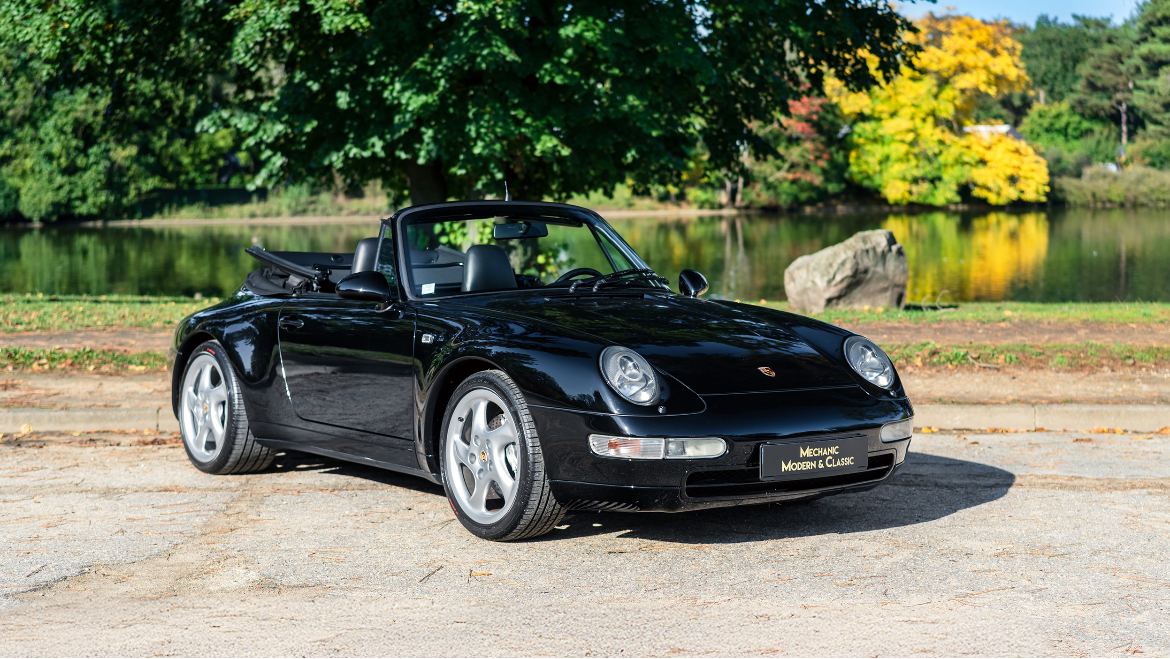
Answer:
597;231;635;272
375;230;398;289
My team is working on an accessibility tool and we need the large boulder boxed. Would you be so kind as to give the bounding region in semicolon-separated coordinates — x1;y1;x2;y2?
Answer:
784;230;908;314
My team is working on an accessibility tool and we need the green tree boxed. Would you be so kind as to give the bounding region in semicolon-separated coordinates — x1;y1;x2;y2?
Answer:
1133;0;1170;138
207;0;916;205
741;94;849;208
0;0;241;220
1071;25;1140;154
1017;15;1111;105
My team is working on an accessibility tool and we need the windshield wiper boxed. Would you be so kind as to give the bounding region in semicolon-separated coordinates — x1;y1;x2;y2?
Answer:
569;268;670;293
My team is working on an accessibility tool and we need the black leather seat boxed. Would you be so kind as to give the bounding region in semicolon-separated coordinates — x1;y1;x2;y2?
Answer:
462;245;517;293
351;237;379;273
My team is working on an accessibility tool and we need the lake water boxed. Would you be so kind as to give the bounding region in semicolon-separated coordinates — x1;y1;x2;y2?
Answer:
3;209;1168;302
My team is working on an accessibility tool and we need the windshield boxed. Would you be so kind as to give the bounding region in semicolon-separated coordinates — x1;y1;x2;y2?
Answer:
399;214;665;298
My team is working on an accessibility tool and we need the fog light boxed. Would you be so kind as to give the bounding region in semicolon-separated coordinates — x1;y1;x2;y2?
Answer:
880;418;914;442
589;435;664;459
665;437;726;459
589;435;727;460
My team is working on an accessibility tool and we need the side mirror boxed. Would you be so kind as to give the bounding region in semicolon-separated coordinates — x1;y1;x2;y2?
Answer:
337;271;392;303
678;269;709;298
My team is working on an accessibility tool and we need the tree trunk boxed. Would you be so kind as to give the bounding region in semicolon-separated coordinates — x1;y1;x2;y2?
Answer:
1121;100;1128;147
406;161;448;206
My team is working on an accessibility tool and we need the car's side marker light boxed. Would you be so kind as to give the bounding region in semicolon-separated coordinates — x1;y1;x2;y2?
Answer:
880;417;914;442
588;435;726;460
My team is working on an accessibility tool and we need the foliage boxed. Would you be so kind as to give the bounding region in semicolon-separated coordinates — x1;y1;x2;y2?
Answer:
740;95;850;208
0;0;242;221
1019;101;1115;153
206;0;915;205
1052;165;1170;206
1018;101;1118;176
1133;0;1170;138
1070;25;1139;143
1017;15;1111;104
830;14;1049;206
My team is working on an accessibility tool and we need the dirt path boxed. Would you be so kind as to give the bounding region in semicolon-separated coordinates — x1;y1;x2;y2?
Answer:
1;431;1167;656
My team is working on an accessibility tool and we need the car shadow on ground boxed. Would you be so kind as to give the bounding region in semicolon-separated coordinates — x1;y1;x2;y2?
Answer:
552;451;1015;544
267;450;447;495
264;450;1014;544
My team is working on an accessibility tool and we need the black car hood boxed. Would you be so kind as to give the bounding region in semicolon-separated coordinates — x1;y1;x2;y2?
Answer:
478;293;856;395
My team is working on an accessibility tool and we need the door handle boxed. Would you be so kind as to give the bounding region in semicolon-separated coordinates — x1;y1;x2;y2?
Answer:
279;317;305;331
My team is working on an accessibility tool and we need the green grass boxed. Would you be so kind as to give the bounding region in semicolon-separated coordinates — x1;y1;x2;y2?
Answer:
884;342;1170;370
3;294;1168;334
1;294;220;333
2;347;168;372
746;300;1170;325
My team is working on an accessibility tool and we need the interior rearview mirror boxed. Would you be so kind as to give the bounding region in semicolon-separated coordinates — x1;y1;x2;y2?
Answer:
678;269;709;298
493;221;549;240
337;271;392;303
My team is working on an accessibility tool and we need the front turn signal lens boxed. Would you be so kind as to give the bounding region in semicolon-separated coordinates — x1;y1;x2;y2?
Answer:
589;435;726;460
665;438;726;459
589;435;664;460
880;418;914;442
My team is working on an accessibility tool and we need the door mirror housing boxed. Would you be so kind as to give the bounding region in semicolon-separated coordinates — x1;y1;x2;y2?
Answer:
678;269;709;298
337;271;392;303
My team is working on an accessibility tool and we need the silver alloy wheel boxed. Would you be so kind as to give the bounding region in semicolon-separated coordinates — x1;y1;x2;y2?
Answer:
179;353;229;463
444;387;521;525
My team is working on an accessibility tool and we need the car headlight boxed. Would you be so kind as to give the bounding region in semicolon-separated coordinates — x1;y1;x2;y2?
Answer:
599;346;659;405
843;336;895;388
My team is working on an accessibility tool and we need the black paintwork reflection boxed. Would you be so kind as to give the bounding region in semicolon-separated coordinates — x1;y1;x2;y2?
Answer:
471;293;855;395
278;298;416;441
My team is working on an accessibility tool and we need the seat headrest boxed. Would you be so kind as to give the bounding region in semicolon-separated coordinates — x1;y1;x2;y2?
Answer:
462;244;517;293
352;237;379;273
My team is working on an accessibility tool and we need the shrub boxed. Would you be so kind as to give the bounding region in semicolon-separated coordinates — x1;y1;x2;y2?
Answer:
1053;165;1170;205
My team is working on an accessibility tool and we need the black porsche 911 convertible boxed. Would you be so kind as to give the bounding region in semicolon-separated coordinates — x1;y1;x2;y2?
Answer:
169;201;914;540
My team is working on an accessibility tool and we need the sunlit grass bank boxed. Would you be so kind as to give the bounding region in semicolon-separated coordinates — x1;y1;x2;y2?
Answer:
1;294;1165;335
1;294;222;333
1;347;167;372
754;300;1170;325
883;342;1170;370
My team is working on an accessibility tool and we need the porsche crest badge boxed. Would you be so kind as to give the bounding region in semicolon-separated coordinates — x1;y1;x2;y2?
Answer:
758;367;776;377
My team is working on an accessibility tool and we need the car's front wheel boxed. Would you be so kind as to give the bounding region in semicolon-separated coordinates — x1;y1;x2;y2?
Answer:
178;341;274;474
439;370;565;541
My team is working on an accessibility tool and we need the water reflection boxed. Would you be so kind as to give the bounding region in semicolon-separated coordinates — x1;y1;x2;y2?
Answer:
2;209;1168;301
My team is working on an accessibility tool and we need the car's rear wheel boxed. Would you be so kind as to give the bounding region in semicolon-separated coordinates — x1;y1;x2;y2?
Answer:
439;370;565;541
178;341;274;474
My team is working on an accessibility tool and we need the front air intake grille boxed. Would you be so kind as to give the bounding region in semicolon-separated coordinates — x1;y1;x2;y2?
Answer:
563;500;640;512
684;453;895;499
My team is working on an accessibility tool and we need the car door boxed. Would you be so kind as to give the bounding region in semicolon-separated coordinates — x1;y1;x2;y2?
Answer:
277;297;416;441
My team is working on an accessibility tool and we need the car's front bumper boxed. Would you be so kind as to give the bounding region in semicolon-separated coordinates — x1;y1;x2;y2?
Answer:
530;386;913;513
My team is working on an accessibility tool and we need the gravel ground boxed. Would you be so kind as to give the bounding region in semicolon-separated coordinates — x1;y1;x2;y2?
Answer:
0;431;1167;656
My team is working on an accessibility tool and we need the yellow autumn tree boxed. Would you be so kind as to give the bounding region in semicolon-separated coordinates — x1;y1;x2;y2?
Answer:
828;14;1049;205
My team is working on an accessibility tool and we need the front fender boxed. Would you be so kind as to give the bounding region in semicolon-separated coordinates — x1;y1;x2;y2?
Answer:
169;291;285;421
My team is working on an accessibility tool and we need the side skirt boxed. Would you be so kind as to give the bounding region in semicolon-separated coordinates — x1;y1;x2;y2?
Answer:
254;438;443;485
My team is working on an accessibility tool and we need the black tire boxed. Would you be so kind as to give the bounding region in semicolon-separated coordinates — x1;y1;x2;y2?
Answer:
177;341;274;475
439;370;565;541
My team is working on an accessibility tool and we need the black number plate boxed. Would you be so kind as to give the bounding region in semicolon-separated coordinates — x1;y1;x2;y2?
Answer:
759;436;868;482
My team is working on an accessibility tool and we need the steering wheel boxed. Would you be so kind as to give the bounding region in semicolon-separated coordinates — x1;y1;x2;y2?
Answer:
553;267;604;284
